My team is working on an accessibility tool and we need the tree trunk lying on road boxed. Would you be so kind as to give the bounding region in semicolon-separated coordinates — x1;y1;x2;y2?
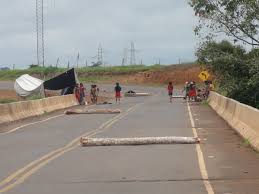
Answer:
65;109;121;115
124;92;151;97
80;136;200;146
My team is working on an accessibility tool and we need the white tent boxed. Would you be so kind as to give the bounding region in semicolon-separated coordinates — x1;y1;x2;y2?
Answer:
14;74;44;97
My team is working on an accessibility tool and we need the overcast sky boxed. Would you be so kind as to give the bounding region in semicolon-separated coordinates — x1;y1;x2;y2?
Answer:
0;0;198;69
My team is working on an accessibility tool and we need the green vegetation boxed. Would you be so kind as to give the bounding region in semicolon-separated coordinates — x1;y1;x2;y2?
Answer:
0;99;17;104
190;0;259;109
26;94;43;101
0;65;164;81
243;138;251;147
201;100;209;106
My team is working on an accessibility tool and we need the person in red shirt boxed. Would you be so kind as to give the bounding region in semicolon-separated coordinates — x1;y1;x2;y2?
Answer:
74;83;80;103
167;82;173;103
114;82;122;103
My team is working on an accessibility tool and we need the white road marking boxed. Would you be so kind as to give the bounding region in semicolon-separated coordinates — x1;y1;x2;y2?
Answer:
1;105;95;135
187;102;215;194
2;114;64;134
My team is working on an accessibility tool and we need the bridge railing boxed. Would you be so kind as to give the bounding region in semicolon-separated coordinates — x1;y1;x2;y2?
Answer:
209;92;259;151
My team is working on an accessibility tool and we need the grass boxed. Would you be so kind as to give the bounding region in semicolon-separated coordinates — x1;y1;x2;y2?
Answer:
0;65;165;81
201;100;209;106
26;95;43;101
242;138;251;147
0;98;17;104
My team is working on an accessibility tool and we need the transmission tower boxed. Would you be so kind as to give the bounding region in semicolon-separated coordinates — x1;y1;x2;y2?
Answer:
97;44;103;66
129;41;136;65
36;0;45;67
122;48;128;66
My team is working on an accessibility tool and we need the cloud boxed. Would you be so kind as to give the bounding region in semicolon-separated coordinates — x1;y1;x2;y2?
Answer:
0;0;198;68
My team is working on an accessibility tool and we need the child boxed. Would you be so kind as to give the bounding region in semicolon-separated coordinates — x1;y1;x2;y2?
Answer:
114;82;122;103
167;82;173;103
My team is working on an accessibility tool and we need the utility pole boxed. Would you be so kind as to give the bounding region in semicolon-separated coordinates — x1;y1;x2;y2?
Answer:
85;59;88;67
36;0;45;67
121;58;125;66
97;44;103;66
129;41;136;65
122;48;128;66
76;52;80;68
56;57;59;68
67;60;70;69
12;64;15;70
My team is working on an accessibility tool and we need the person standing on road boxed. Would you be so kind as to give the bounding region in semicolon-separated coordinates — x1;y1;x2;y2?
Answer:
74;83;80;103
79;83;86;105
90;85;98;104
115;82;122;103
167;82;174;103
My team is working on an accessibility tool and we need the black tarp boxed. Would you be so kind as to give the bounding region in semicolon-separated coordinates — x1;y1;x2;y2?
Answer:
43;68;78;91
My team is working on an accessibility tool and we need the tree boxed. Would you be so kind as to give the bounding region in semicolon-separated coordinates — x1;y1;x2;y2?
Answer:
196;40;259;108
189;0;259;46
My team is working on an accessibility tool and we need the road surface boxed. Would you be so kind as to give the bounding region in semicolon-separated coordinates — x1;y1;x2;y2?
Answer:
0;85;259;194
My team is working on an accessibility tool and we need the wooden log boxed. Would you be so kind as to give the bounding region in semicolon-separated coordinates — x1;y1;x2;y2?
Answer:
124;92;151;97
80;136;200;146
65;109;121;115
172;95;185;98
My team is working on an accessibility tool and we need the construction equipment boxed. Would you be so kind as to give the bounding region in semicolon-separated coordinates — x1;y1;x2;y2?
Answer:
80;136;200;146
65;109;121;115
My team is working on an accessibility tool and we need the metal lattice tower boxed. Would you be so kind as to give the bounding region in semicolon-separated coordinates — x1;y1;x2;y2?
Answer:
122;48;128;66
129;41;136;65
97;44;103;65
36;0;45;67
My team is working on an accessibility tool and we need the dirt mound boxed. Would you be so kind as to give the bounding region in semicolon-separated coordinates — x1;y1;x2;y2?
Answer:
103;64;202;86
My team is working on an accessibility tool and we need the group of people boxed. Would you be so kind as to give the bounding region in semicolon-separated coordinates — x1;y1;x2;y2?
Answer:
167;81;214;103
183;81;197;101
74;82;122;105
74;83;100;105
74;81;213;105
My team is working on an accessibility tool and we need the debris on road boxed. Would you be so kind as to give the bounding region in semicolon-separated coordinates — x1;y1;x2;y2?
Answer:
124;90;151;97
80;136;200;146
65;109;121;115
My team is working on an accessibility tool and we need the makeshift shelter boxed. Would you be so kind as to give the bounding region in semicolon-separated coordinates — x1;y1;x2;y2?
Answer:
43;68;79;95
14;74;44;97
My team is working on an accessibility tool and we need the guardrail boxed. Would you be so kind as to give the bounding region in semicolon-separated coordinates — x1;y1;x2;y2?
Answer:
208;92;259;151
0;95;78;125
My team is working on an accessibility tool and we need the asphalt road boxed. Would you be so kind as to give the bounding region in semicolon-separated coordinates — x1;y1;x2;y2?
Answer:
1;85;259;194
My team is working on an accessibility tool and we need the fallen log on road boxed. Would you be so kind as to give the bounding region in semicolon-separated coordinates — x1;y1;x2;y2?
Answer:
65;109;121;115
172;95;185;98
124;92;151;97
80;136;200;146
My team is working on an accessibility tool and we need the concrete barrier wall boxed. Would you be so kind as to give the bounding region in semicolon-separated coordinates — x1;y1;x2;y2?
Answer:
0;95;78;125
209;92;259;150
